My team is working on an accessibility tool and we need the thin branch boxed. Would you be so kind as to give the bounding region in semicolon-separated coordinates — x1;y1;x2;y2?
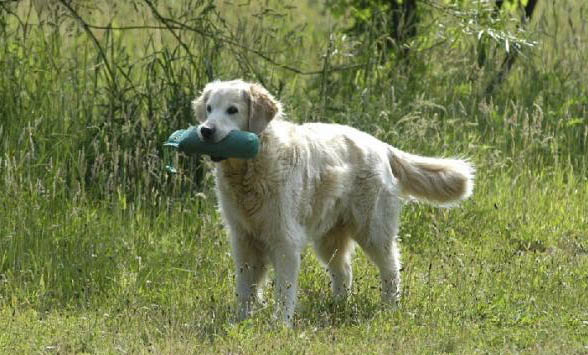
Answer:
485;0;540;96
14;0;366;77
140;1;366;76
141;0;198;70
78;19;367;76
56;0;117;90
0;1;26;32
83;24;176;31
172;16;368;75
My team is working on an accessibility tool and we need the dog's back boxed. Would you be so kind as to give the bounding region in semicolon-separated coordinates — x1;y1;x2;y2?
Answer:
218;119;474;238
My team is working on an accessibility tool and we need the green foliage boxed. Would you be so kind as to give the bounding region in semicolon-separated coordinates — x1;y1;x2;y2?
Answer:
0;0;587;352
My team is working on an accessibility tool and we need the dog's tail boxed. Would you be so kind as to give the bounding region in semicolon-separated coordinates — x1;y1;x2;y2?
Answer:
388;147;474;206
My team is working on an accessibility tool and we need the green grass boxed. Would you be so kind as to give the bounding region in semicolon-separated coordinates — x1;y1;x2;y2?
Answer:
0;169;586;353
1;0;587;353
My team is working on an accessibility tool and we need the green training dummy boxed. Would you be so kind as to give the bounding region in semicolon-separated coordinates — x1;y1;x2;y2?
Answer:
164;126;260;173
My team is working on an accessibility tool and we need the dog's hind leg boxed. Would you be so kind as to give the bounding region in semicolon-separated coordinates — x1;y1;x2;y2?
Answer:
314;223;355;299
359;235;402;304
354;197;402;305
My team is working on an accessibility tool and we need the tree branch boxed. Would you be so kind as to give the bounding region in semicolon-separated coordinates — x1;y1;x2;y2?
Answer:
56;0;117;90
485;0;540;96
140;1;366;76
141;0;198;71
59;0;118;90
40;1;367;78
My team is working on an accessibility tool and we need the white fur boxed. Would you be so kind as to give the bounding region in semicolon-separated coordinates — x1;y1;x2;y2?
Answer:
192;80;475;325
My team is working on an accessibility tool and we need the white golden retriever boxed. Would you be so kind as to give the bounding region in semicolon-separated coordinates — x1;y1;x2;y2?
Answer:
192;80;474;325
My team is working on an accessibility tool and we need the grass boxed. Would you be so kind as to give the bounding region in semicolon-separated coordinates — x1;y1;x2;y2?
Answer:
0;170;586;353
1;0;587;353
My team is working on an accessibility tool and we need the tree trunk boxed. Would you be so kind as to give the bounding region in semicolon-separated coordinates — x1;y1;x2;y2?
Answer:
485;0;540;96
388;0;418;58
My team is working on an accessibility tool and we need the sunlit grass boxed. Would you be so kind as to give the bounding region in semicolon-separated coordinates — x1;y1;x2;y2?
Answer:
0;0;587;353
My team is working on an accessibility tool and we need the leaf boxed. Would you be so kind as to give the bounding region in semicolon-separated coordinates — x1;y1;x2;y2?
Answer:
566;118;585;127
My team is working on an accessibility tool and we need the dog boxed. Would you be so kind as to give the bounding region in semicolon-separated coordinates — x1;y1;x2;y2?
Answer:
192;80;474;325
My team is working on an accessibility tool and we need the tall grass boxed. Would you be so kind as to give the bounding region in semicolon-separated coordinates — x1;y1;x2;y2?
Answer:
0;0;586;352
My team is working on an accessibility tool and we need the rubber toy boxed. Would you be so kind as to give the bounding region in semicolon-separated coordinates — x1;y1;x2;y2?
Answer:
164;126;260;173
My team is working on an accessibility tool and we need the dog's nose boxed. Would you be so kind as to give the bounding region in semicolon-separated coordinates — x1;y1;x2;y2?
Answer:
200;125;216;140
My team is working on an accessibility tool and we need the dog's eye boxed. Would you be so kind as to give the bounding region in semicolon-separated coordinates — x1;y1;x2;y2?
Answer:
206;105;211;113
227;106;238;115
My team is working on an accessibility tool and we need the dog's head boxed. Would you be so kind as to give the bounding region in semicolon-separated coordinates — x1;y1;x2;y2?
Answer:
192;80;281;143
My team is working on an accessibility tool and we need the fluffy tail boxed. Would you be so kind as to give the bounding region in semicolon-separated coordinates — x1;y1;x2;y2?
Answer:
388;147;474;206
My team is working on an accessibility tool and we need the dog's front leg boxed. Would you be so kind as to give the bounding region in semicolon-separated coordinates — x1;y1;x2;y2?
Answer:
230;233;269;322
269;241;302;327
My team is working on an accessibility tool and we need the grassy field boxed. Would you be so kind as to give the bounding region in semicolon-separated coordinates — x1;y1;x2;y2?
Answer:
1;0;587;353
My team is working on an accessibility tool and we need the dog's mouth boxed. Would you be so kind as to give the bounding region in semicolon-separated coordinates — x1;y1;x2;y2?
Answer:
211;156;227;163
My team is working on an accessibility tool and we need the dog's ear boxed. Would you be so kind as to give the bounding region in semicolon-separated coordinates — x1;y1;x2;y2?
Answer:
192;86;211;123
248;83;280;134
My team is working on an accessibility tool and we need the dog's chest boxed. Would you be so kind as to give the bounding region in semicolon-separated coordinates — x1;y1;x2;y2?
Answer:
216;159;285;224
